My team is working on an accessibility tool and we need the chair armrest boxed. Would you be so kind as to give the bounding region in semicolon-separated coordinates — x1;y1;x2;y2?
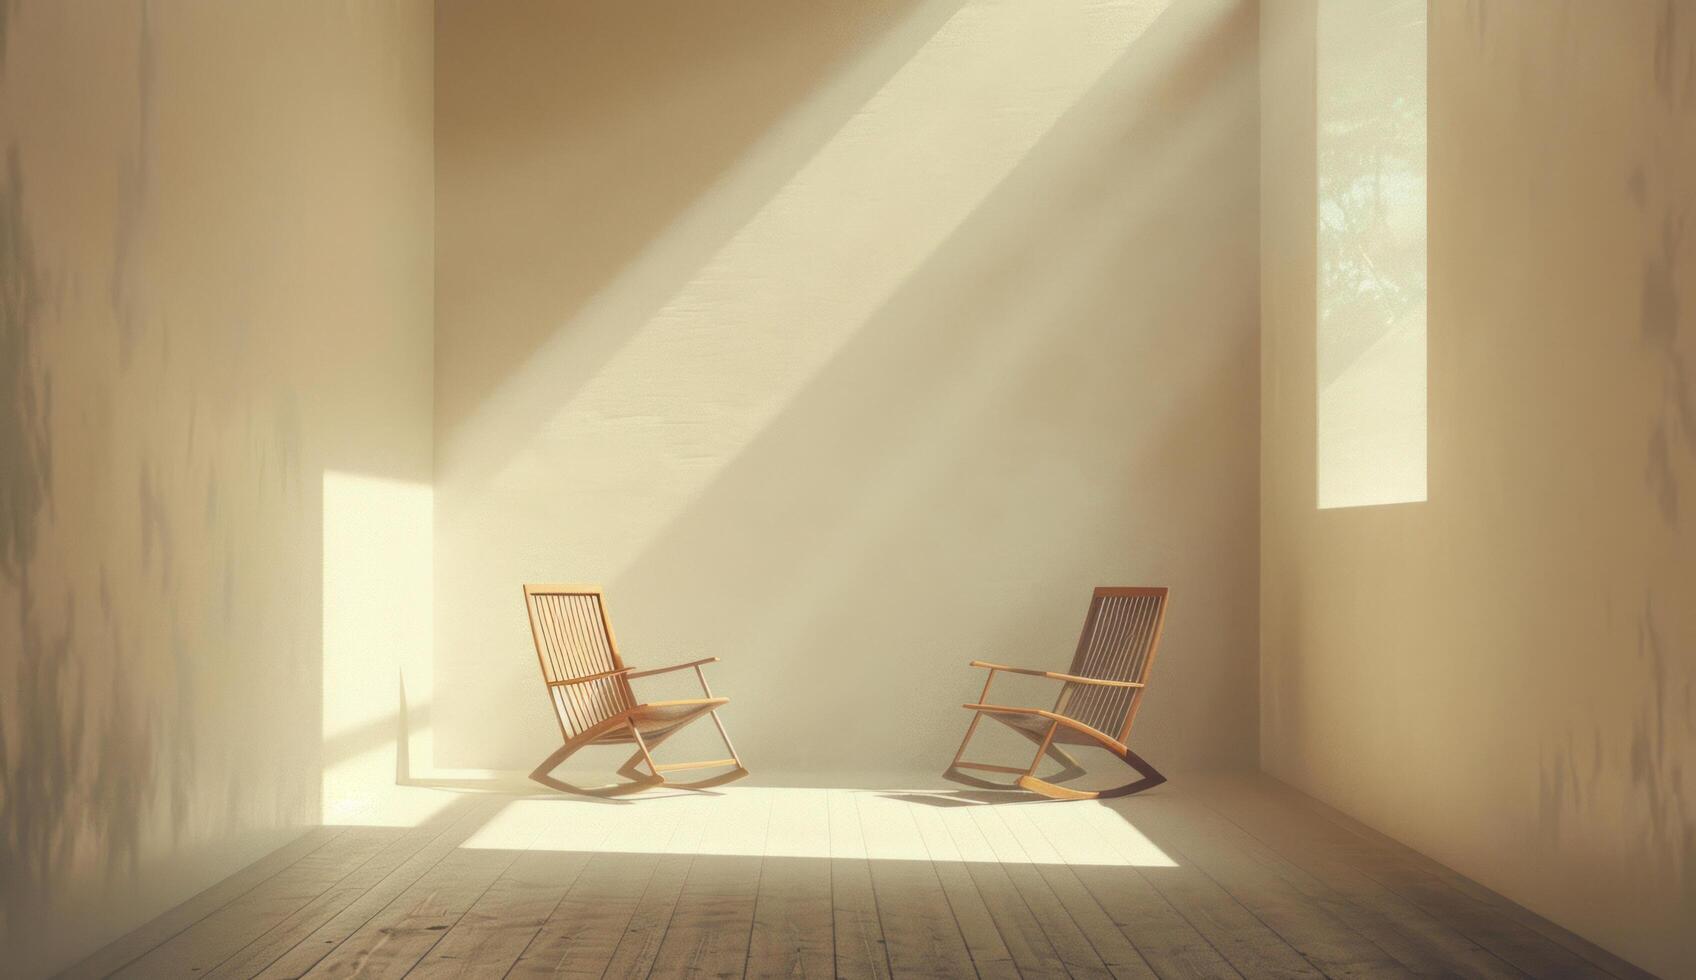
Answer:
550;667;634;686
625;657;720;680
969;661;1142;689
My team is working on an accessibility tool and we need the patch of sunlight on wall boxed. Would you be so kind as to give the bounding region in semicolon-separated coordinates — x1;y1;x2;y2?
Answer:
322;471;434;824
457;791;1178;867
492;0;1173;571
1316;0;1427;510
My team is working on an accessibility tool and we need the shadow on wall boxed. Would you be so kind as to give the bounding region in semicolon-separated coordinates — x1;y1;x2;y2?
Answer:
610;2;1258;771
1536;0;1696;940
0;149;47;582
1624;16;1696;903
1;1;434;972
434;0;947;438
1539;598;1696;909
1635;3;1695;524
434;0;1261;777
0;132;109;943
0;14;176;941
1638;199;1692;517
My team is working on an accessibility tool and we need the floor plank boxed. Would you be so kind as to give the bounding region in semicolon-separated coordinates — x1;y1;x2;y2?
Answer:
747;788;836;979
1117;794;1416;978
906;798;1021;980
116;827;405;979
254;799;504;980
205;803;488;980
827;789;893;980
938;798;1072;979
1067;799;1324;979
597;792;713;977
1182;775;1526;979
992;803;1159;979
1024;801;1241;980
971;800;1136;979
297;799;547;978
74;776;1654;980
646;787;771;977
64;827;344;980
505;793;694;977
405;798;622;978
855;790;977;978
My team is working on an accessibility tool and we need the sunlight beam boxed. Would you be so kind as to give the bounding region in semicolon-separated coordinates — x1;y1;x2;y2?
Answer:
471;1;1173;575
321;471;433;824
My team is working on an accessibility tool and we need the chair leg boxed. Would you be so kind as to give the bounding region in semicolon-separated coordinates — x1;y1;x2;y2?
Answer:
946;712;1087;793
947;710;988;772
628;722;664;781
707;709;745;772
946;670;1000;776
1024;720;1060;778
1008;726;1086;780
617;725;681;779
617;713;749;791
693;664;749;775
1013;720;1101;800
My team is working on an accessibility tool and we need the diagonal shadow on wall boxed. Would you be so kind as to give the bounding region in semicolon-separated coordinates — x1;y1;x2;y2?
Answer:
501;0;1266;778
434;0;957;482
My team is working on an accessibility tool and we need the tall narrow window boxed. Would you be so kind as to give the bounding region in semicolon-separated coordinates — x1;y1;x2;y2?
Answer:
1316;0;1427;509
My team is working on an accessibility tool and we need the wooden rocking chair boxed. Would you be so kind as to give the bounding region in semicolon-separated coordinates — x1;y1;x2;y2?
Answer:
947;586;1169;801
523;584;747;794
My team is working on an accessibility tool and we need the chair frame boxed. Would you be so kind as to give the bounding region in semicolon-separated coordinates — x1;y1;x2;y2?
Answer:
523;584;747;795
946;586;1169;800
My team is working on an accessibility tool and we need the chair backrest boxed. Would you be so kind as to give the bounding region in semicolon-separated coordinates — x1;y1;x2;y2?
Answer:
1056;586;1169;743
523;584;636;740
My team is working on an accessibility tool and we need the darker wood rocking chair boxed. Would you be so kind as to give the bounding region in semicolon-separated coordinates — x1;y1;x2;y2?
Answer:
947;586;1170;800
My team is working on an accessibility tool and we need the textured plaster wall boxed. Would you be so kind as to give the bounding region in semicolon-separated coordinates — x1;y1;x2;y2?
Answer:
433;0;1261;780
1261;2;1696;975
0;2;433;975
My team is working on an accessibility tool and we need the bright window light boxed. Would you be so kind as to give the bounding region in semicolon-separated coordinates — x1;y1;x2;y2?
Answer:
1316;0;1427;510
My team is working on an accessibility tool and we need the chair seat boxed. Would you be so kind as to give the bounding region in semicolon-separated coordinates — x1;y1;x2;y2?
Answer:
974;704;1109;747
589;698;729;744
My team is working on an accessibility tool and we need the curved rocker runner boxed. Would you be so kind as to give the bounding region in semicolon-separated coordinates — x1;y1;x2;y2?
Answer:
523;584;747;795
946;586;1169;801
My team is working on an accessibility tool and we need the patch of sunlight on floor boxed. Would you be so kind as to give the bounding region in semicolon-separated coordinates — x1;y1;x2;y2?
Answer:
456;787;1178;867
329;785;463;829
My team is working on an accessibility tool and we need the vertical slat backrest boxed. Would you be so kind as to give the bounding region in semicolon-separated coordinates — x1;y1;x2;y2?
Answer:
1056;587;1169;742
523;585;635;739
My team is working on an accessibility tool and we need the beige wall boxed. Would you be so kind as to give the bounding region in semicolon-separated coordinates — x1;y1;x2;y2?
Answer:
0;2;433;975
1261;2;1696;975
434;0;1261;780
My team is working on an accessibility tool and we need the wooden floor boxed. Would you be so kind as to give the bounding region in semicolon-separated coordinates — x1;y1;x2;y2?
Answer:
66;773;1649;979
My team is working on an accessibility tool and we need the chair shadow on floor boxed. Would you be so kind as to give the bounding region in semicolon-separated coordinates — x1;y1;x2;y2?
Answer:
882;769;1166;809
878;790;1031;808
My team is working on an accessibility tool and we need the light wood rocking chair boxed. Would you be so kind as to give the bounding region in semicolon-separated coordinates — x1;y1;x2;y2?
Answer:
524;584;747;794
947;586;1169;801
